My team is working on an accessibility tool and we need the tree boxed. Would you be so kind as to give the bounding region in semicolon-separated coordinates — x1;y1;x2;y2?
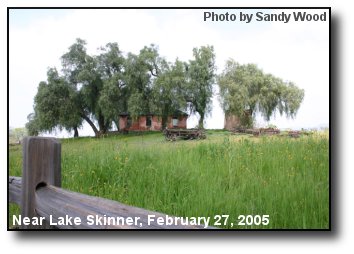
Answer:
27;68;83;137
97;43;126;129
151;58;188;128
25;113;40;136
9;127;27;143
187;45;216;128
61;38;110;136
124;44;165;119
218;59;305;128
134;45;190;129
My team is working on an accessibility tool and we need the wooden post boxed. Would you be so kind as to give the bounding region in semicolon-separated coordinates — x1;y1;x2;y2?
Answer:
21;137;61;229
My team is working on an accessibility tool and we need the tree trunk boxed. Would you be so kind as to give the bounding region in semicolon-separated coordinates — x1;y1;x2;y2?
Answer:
242;109;253;128
97;113;108;135
198;112;205;129
161;115;168;130
73;127;79;138
81;114;100;137
161;104;169;130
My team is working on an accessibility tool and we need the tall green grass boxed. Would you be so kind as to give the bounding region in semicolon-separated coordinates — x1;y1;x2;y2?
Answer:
9;132;329;229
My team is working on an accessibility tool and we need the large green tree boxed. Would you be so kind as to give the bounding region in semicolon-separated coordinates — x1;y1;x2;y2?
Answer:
97;43;127;129
151;58;188;128
187;45;216;128
218;59;305;128
61;38;109;136
124;44;167;119
27;68;83;137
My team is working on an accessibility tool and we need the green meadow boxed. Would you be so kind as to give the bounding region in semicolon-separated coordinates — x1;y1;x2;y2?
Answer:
9;130;329;229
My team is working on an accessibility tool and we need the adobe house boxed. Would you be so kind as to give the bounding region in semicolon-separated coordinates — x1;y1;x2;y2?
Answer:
119;111;188;131
224;114;241;131
224;111;252;130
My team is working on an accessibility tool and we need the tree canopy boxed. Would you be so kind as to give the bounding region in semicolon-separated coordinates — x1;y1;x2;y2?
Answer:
152;58;188;128
9;127;27;143
187;45;216;128
97;42;126;129
27;39;215;137
218;59;304;128
27;68;83;136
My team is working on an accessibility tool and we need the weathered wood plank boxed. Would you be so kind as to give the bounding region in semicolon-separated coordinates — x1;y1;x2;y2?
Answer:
35;185;214;229
10;177;216;229
21;137;61;229
9;176;21;205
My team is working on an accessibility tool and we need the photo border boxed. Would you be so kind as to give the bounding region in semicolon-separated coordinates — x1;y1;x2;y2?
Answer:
7;6;332;232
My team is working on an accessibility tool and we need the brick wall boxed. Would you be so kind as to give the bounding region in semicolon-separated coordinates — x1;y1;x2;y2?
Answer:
119;115;187;131
151;116;162;130
224;114;241;131
167;115;187;129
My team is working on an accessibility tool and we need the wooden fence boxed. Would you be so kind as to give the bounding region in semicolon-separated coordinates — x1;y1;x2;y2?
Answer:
9;137;213;230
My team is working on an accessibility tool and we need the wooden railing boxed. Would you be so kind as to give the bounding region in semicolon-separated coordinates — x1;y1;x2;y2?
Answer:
9;137;213;230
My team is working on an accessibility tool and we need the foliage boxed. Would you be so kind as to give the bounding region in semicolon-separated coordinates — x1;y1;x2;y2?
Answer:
9;127;28;143
26;39;314;138
124;44;173;121
218;59;304;128
27;39;219;136
187;45;216;128
124;51;153;118
27;68;83;136
25;113;40;136
152;58;188;128
61;38;105;135
97;43;126;128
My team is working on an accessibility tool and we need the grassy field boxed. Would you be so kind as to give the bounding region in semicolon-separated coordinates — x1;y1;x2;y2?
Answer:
9;130;329;229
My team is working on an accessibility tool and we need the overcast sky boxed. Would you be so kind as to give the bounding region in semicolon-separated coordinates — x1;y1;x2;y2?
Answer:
9;8;329;136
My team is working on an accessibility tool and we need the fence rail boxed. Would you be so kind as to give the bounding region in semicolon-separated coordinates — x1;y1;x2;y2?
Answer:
9;137;213;230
